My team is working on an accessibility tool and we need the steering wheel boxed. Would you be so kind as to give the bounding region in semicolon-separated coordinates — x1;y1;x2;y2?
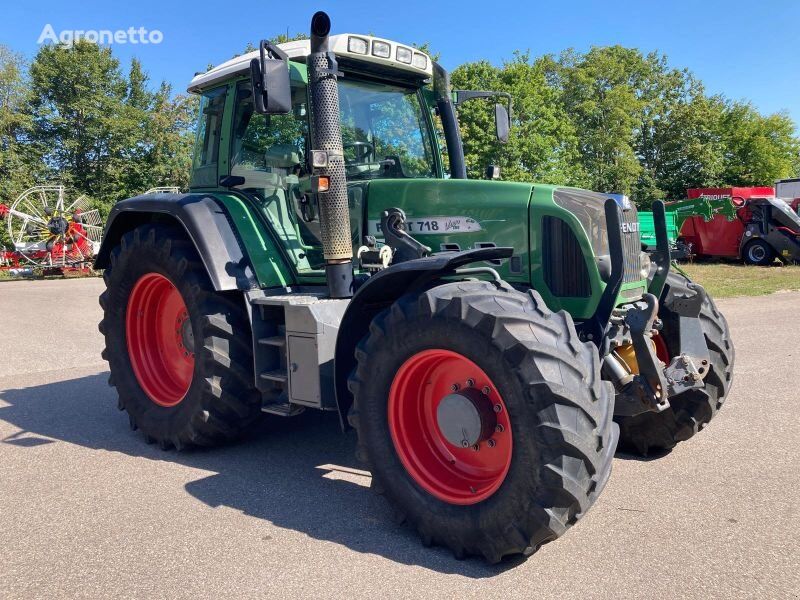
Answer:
343;141;375;164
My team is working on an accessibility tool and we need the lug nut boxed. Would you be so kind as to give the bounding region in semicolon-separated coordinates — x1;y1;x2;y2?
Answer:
471;444;480;452
493;404;502;413
466;378;475;387
461;440;469;448
495;424;504;433
487;439;496;448
451;383;460;392
482;386;491;395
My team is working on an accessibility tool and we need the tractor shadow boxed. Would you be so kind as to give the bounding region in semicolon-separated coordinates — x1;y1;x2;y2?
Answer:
0;372;516;577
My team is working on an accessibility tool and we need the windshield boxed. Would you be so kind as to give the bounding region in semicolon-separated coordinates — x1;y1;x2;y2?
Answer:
337;78;437;180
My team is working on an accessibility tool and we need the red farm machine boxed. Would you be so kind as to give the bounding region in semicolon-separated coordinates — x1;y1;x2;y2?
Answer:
672;187;800;265
0;186;104;275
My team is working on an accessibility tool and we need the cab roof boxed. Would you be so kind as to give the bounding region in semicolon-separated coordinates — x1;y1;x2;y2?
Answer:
187;34;433;93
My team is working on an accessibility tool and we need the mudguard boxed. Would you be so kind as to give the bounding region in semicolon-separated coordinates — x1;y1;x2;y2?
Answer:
333;246;513;428
94;193;259;291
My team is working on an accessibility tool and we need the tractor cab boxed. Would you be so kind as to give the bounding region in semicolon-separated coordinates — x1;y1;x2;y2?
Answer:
187;36;449;274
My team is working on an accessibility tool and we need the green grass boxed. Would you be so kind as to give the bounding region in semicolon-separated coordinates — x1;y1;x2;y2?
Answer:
680;263;800;298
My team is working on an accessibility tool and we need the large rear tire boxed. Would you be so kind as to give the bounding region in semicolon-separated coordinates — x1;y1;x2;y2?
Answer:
348;281;617;562
616;271;735;455
99;224;262;449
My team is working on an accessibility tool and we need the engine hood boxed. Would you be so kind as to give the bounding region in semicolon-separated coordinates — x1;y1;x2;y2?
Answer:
362;179;534;283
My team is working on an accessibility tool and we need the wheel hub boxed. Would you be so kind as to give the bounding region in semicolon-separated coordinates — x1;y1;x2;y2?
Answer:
47;215;69;236
125;272;194;407
388;349;512;505
749;245;765;261
436;388;496;448
177;311;194;354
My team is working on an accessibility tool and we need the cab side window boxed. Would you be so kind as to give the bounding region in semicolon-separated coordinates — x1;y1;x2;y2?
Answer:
190;87;226;188
229;80;324;271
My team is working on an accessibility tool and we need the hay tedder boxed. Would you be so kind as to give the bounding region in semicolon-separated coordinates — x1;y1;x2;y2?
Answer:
0;186;103;272
95;12;735;562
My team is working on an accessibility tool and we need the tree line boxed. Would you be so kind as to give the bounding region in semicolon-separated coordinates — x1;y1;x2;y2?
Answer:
452;48;799;200
0;39;797;218
0;41;197;215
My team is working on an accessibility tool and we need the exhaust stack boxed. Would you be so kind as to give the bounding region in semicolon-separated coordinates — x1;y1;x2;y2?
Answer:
308;11;353;298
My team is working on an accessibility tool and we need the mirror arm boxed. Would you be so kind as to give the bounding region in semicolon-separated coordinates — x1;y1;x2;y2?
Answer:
454;90;513;123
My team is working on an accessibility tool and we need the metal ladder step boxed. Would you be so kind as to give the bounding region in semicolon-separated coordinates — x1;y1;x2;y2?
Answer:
258;336;286;347
260;370;288;384
261;401;305;417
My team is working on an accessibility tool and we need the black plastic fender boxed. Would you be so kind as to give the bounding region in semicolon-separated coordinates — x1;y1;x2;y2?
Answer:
333;246;513;428
94;193;259;291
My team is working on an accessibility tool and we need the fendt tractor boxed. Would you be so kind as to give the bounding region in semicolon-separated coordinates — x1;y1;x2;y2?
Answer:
96;12;735;562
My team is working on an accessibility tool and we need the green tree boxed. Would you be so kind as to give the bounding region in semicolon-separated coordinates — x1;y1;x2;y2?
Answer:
0;46;40;205
550;46;645;195
651;92;727;198
142;84;197;191
451;53;584;184
29;41;134;202
29;41;196;209
718;102;799;186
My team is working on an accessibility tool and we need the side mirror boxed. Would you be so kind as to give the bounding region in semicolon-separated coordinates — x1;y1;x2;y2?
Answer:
249;40;291;114
454;90;513;144
494;103;509;144
485;164;501;180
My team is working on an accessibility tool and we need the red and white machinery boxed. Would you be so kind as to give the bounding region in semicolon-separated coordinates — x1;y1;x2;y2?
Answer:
0;186;104;271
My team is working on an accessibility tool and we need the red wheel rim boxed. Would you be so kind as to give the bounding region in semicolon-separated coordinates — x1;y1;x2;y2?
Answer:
388;349;512;505
125;273;194;407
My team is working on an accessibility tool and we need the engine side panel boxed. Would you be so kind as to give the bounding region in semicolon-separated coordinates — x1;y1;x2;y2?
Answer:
362;178;533;283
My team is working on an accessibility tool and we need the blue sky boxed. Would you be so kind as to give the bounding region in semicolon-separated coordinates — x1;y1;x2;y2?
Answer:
2;0;798;126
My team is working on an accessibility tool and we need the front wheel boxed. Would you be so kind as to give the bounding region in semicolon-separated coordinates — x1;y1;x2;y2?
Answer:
99;224;262;449
348;281;617;562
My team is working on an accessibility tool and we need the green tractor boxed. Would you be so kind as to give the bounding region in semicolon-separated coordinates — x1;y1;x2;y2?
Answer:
96;12;734;562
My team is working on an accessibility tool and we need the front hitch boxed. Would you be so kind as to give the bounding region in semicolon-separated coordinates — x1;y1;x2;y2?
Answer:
661;280;712;396
610;284;712;417
611;293;670;416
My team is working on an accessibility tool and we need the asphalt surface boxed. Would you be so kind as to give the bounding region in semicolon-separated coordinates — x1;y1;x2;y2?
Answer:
0;278;798;599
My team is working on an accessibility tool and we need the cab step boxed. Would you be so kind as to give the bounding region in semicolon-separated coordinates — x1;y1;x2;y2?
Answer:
258;335;286;347
260;370;288;384
261;401;305;417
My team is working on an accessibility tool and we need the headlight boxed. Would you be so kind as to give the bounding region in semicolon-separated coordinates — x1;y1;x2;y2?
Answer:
372;40;390;58
348;36;368;55
639;251;652;279
412;53;428;69
396;46;413;64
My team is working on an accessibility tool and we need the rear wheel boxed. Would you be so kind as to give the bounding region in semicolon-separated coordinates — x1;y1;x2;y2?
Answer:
743;239;774;265
348;281;617;562
616;272;735;455
99;224;261;449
